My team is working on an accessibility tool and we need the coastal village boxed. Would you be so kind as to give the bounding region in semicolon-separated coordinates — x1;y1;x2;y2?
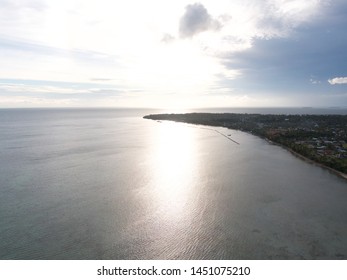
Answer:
144;113;347;175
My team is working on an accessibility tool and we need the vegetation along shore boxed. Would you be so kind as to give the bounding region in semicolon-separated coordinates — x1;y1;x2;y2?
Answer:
144;113;347;179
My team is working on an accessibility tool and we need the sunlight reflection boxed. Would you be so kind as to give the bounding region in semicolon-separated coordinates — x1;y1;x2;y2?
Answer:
149;121;198;222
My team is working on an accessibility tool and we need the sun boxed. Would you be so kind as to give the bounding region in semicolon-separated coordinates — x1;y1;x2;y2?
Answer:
122;40;222;95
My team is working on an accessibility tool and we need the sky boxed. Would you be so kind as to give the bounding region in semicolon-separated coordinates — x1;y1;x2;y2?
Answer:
0;0;347;108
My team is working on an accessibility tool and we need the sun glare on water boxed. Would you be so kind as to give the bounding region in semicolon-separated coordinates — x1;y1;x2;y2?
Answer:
149;121;199;221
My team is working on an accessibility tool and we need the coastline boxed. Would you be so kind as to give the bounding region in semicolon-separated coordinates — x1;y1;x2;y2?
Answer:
144;114;347;181
265;138;347;181
219;127;347;181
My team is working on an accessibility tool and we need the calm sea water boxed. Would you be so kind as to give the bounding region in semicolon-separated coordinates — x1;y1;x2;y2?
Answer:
0;108;346;259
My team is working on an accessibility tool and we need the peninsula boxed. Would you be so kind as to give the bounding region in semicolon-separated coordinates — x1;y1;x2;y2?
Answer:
144;113;347;177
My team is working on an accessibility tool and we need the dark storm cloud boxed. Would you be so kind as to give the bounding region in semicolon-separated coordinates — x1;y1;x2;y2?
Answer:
222;1;347;95
179;3;221;38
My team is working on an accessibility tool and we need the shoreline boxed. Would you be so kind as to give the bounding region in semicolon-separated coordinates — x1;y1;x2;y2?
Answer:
264;138;347;181
223;127;347;181
145;115;347;181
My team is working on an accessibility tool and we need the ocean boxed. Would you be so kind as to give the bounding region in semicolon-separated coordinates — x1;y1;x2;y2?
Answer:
0;108;346;259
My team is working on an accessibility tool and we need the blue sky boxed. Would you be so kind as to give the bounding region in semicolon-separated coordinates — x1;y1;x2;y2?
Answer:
0;0;346;108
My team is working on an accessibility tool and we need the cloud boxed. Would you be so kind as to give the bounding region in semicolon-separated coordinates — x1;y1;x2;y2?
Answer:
310;77;321;84
328;77;347;85
176;0;326;54
0;83;87;95
179;3;221;38
0;0;346;107
0;96;76;106
219;0;347;95
161;33;175;43
0;80;122;97
0;0;46;11
256;0;324;38
0;79;127;107
89;78;115;82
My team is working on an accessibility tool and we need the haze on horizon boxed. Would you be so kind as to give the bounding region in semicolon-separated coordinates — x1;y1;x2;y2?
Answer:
0;0;346;108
